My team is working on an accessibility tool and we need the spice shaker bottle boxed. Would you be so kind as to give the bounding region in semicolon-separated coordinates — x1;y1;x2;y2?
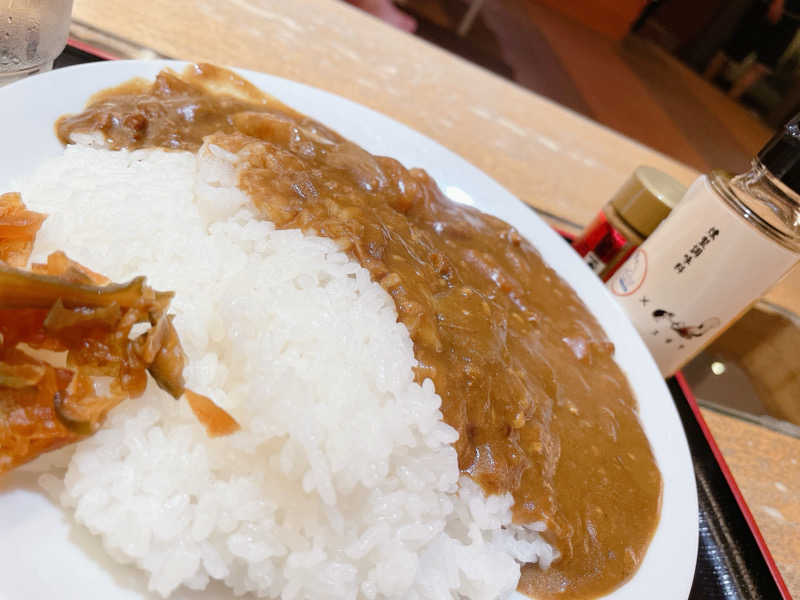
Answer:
572;166;685;281
607;117;800;377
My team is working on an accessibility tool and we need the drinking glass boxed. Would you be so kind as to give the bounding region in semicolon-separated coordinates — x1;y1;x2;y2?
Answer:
1;0;73;86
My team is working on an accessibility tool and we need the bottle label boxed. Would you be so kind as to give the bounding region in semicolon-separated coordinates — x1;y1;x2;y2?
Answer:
572;212;637;281
584;250;607;275
607;176;799;376
609;248;647;296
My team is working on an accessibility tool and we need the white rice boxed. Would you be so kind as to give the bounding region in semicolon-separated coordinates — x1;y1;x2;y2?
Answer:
16;144;555;599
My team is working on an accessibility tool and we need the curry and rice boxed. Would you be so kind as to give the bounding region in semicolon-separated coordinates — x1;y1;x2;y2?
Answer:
0;64;662;599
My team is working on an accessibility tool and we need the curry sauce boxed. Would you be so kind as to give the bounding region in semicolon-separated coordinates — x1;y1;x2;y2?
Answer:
56;64;662;599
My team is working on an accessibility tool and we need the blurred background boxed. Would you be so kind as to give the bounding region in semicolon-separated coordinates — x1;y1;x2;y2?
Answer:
349;0;800;176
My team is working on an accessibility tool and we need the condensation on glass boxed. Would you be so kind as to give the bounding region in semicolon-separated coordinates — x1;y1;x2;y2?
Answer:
0;0;73;85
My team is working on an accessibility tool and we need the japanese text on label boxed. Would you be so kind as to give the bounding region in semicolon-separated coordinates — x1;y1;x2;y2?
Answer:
673;227;719;274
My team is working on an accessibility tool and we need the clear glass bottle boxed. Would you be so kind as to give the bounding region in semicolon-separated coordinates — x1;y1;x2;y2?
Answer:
606;118;800;377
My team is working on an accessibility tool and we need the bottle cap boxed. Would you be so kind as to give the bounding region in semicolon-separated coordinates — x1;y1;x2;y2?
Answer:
611;166;686;237
758;114;800;194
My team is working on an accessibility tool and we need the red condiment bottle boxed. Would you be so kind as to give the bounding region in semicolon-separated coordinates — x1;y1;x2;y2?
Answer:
572;166;685;281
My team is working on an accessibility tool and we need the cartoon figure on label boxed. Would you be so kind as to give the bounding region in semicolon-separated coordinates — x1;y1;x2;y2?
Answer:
652;309;720;340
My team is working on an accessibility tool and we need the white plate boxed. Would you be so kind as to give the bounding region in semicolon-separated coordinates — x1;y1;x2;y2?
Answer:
0;60;697;600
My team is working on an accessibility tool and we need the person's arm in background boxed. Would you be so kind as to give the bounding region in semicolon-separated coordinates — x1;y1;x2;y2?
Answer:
343;0;416;32
768;0;786;24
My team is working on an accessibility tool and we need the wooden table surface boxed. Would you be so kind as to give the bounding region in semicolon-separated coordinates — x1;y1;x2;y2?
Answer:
70;0;800;594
